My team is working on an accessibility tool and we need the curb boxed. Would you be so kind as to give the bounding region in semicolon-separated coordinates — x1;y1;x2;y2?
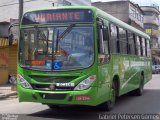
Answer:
0;92;17;100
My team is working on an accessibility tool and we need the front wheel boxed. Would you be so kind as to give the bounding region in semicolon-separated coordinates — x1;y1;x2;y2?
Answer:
97;82;116;111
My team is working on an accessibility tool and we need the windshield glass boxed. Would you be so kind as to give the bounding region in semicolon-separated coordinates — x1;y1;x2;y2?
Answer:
19;26;94;71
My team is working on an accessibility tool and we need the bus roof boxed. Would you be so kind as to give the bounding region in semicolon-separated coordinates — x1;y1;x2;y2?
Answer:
23;6;150;39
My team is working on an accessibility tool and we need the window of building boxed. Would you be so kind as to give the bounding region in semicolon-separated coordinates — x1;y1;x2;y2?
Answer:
154;15;159;21
144;24;158;30
144;11;153;16
138;14;141;21
141;15;144;22
130;8;136;17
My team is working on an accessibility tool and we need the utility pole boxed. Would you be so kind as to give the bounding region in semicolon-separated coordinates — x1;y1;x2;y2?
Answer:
19;0;23;23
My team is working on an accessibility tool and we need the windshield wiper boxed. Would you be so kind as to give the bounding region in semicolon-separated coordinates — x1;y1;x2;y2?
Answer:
55;24;75;53
58;23;75;41
55;30;59;53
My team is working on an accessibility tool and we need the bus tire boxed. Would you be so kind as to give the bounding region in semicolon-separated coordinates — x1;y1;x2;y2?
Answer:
134;75;144;96
97;81;116;111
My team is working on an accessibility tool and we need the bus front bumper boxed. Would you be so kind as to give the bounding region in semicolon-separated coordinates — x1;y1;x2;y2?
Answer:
17;85;99;106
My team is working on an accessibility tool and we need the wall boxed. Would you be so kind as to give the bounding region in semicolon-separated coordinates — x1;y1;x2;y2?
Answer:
92;1;129;23
8;45;17;76
67;0;91;6
0;23;10;37
0;47;9;84
92;1;144;31
129;3;144;28
53;0;91;6
141;6;160;48
0;38;17;85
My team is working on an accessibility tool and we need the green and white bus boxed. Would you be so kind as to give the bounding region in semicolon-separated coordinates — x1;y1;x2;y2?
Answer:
17;6;152;111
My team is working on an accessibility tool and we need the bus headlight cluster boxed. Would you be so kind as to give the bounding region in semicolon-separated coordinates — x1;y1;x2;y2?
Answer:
17;74;32;89
74;75;96;90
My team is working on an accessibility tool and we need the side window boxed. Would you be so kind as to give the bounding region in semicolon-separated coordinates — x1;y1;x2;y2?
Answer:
103;26;109;55
128;31;136;55
136;36;141;56
139;37;143;56
147;40;151;57
142;38;146;56
145;39;148;57
97;23;104;54
98;24;109;55
133;34;137;55
97;19;110;64
119;27;127;54
110;24;118;53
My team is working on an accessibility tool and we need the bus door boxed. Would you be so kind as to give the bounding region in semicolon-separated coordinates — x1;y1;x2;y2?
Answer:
97;18;111;100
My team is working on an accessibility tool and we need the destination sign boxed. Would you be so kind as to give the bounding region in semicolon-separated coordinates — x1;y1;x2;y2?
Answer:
22;9;93;25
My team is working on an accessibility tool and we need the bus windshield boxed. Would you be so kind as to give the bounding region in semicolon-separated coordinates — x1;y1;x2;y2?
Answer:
19;26;94;71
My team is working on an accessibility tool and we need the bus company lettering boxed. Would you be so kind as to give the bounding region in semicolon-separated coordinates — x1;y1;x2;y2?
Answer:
56;83;75;87
34;12;81;22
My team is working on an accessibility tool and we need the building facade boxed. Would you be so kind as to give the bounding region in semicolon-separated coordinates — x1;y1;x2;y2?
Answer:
140;3;160;64
141;5;160;48
92;0;144;31
53;0;91;6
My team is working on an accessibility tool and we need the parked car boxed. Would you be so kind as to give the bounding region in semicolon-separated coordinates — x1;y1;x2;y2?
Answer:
152;65;160;74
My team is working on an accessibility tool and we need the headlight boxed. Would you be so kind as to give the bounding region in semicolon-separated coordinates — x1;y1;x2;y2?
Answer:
17;74;32;89
74;75;96;90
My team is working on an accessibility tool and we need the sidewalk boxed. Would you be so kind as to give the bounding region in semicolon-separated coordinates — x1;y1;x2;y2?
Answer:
0;84;17;100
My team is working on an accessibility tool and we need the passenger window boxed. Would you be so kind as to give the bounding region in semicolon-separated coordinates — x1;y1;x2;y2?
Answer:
128;31;136;55
98;25;109;55
136;36;141;56
147;40;151;57
145;39;148;57
103;26;109;55
110;24;118;53
97;19;110;64
142;38;146;56
119;28;127;54
139;37;143;56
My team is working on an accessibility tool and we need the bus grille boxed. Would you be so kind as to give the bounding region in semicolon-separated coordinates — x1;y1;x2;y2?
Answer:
31;84;74;91
29;75;78;83
39;93;67;100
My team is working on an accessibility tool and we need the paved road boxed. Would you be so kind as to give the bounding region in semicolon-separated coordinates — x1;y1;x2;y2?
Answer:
0;75;160;120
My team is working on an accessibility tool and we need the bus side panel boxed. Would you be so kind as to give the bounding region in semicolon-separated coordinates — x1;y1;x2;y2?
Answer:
144;58;152;84
97;63;112;105
111;54;143;96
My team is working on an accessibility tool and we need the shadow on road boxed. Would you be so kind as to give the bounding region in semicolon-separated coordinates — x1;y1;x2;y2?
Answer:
28;89;160;120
